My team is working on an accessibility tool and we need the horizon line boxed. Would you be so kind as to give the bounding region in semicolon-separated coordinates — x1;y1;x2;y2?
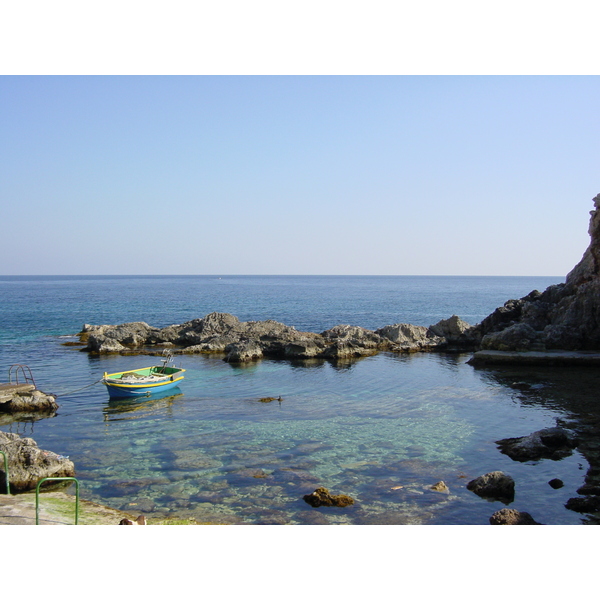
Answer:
0;273;566;278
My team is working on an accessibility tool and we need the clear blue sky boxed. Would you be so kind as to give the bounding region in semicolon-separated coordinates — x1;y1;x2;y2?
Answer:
1;75;598;276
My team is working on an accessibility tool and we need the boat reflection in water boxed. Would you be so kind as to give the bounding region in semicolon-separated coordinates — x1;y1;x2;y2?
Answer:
102;387;184;422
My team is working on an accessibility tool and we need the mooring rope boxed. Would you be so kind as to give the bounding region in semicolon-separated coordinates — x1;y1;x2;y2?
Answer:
53;378;104;397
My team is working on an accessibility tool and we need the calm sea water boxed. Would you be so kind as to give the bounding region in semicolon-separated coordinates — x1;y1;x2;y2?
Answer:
2;274;591;525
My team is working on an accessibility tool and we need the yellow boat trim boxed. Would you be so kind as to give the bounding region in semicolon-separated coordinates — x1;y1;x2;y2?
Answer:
105;375;185;389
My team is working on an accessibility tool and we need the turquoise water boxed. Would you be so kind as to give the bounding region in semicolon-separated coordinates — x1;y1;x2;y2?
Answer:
2;275;589;524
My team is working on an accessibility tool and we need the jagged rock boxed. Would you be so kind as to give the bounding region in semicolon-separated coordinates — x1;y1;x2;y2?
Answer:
223;341;264;363
430;481;450;493
84;322;157;352
466;471;515;502
429;315;479;347
376;323;443;351
321;340;380;359
303;487;355;507
489;508;541;525
0;386;59;414
496;427;578;462
284;339;327;359
565;496;600;513
323;324;383;346
86;335;127;353
477;193;600;352
0;431;75;493
80;310;478;361
480;323;542;351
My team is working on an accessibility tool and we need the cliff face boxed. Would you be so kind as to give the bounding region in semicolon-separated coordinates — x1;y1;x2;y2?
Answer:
566;193;600;286
479;193;600;351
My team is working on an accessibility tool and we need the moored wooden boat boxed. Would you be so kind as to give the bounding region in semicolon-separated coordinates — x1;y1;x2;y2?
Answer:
102;351;185;398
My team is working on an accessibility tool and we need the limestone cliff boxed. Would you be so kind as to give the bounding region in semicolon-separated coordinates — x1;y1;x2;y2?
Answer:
478;193;600;351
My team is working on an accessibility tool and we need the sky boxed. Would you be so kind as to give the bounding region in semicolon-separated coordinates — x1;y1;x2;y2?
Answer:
1;6;599;277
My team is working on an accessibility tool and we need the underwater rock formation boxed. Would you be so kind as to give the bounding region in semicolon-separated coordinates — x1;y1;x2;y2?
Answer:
303;487;355;507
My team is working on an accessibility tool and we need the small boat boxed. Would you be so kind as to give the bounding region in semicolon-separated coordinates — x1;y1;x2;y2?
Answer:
102;351;185;398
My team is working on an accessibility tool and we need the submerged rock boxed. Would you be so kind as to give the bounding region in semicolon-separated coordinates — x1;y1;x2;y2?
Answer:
430;481;450;493
303;487;355;508
0;431;75;493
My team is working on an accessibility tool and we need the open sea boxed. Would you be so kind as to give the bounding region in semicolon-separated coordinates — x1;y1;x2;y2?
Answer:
2;274;593;525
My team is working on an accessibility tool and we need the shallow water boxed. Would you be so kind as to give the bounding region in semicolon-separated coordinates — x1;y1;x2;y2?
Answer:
2;275;590;524
3;340;588;525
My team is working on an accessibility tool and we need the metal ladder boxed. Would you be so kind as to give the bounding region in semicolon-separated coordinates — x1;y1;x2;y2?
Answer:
8;364;36;388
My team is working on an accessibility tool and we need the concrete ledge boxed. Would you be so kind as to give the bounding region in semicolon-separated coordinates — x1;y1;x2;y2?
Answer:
468;350;600;366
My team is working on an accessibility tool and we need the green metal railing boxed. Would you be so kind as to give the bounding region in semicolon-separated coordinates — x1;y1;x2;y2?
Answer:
0;451;9;494
35;477;79;525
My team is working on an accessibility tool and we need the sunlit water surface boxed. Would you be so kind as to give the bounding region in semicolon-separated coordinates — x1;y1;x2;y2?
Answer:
2;275;587;524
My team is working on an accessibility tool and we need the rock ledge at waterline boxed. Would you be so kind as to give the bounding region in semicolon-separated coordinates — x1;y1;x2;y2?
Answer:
76;312;480;362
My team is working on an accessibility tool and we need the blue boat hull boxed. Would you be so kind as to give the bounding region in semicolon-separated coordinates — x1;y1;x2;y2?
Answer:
104;378;183;398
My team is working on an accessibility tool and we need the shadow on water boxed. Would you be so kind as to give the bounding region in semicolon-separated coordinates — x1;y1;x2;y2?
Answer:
472;362;600;523
102;388;184;422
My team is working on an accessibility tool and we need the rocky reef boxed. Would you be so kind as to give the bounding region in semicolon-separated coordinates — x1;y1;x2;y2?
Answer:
77;312;480;363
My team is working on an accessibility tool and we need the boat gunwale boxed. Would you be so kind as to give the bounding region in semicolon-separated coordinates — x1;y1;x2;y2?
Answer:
103;375;185;390
103;366;186;379
102;365;186;390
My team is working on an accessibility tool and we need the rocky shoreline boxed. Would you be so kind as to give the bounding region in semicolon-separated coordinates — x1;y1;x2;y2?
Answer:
4;193;600;524
75;311;481;362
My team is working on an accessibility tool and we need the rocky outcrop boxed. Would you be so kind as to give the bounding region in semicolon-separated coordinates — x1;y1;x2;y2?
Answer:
428;315;481;348
81;322;158;353
489;508;541;525
430;481;450;493
475;193;600;352
496;427;578;462
0;432;75;493
0;384;58;415
78;312;479;362
466;471;515;503
375;323;443;351
303;487;355;507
